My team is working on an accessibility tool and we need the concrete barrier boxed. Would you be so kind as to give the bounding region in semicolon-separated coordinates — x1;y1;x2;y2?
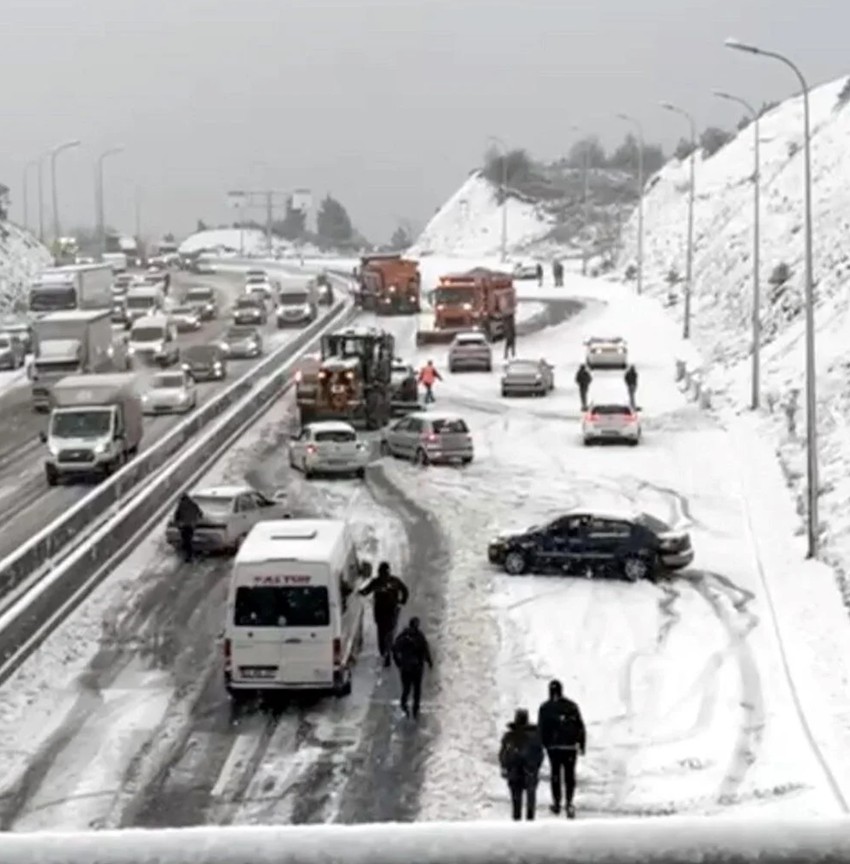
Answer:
0;298;354;608
0;817;848;864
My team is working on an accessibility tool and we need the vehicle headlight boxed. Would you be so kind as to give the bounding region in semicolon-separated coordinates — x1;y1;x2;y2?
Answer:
48;444;60;457
94;441;109;454
213;362;222;371
128;346;136;354
535;374;542;381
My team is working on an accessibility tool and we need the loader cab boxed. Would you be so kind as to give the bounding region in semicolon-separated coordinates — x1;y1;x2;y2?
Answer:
317;357;363;410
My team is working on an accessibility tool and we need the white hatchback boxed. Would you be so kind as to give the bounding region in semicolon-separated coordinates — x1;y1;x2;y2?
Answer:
288;421;370;478
582;402;641;445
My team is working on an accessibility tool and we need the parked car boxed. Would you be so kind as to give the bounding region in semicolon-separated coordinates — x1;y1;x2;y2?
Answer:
165;484;288;554
170;305;202;332
448;331;492;372
380;411;473;465
487;509;694;580
585;336;628;369
501;358;555;397
0;317;32;354
513;262;539;280
182;343;227;381
232;295;267;325
582;402;641;446
288;421;369;478
0;333;26;369
220;325;263;359
185;286;218;320
141;369;197;414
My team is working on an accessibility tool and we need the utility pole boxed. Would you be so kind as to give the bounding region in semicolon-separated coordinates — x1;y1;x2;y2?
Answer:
134;187;141;239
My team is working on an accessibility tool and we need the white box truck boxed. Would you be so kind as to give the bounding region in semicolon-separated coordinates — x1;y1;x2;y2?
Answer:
41;372;143;485
28;264;113;315
102;252;128;274
29;310;126;411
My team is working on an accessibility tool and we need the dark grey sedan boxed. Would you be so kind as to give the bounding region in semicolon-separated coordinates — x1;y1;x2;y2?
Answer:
182;343;227;381
220;325;263;359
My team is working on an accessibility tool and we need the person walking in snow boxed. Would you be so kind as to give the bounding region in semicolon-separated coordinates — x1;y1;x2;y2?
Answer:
624;364;638;409
499;708;544;821
535;263;543;286
418;360;442;404
554;260;564;287
537;679;586;819
392;616;433;718
503;314;517;359
359;561;409;667
174;493;203;563
575;363;592;411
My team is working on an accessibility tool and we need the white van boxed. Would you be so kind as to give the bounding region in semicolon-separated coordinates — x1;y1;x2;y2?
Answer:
223;519;369;699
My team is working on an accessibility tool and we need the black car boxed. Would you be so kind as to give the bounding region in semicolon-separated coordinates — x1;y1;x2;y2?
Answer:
232;296;267;325
487;509;694;581
182;344;227;381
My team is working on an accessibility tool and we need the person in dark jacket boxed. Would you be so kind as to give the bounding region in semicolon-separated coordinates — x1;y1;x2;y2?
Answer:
503;314;516;359
359;561;409;666
535;263;543;286
392;616;432;718
575;364;592;411
174;493;203;562
554;260;564;287
499;708;544;820
624;364;638;409
537;680;586;818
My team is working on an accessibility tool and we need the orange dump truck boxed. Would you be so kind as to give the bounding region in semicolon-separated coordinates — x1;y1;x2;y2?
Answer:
357;254;421;315
416;268;516;345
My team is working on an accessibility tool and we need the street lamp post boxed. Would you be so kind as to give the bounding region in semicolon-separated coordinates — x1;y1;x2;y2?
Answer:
616;113;645;294
22;160;38;232
37;156;46;243
488;136;509;262
570;126;591;275
660;102;696;339
714;89;761;410
725;37;819;558
95;147;124;256
50;139;81;242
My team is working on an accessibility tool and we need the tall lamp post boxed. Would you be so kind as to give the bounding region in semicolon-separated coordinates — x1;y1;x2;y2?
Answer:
37;155;47;243
22;160;39;233
50;139;81;242
570;125;591;275
95;147;124;256
660;102;696;338
488;135;509;263
616;113;645;294
725;37;818;558
714;89;761;410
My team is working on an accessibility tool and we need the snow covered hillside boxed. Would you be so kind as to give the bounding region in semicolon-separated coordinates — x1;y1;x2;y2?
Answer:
0;222;51;311
616;73;850;586
409;170;555;258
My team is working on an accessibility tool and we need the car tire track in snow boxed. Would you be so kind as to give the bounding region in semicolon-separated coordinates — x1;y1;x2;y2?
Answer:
330;463;450;824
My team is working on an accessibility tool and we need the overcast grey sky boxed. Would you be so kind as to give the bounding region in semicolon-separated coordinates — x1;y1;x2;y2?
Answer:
2;0;847;244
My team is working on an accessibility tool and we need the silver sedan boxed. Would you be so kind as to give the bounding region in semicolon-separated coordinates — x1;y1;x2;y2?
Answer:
585;336;628;369
501;358;555;397
141;370;197;414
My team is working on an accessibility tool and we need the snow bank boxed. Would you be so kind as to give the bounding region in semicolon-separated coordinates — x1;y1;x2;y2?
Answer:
410;170;554;258
0;221;52;312
178;228;324;258
1;817;848;863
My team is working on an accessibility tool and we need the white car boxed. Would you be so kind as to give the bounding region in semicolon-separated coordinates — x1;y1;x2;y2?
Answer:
288;421;370;478
245;281;273;302
165;484;288;554
170;305;202;332
448;331;492;372
582;402;641;446
141;370;197;415
585;336;628;369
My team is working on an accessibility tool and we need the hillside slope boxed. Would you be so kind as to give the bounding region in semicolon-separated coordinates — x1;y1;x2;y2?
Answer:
0;222;52;311
617;73;850;581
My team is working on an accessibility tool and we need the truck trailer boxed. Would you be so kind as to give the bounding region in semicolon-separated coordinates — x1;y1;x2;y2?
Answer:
42;372;143;485
28;264;113;316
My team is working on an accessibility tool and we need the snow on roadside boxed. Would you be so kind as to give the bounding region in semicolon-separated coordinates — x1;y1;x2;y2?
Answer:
0;222;51;312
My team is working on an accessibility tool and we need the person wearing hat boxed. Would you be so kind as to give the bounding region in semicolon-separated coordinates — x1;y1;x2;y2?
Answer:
537;679;586;818
359;561;409;667
391;616;433;718
498;708;544;820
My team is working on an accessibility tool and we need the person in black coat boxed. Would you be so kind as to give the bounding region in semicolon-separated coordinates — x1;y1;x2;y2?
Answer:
624;364;638;409
392;616;432;718
503;314;516;359
535;263;543;286
575;364;592;411
499;708;544;820
174;493;203;562
537;679;586;818
359;561;409;666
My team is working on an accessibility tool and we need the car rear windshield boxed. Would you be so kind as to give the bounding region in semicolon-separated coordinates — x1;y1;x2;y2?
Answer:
233;586;330;628
226;327;254;338
508;361;538;370
279;292;308;303
431;418;469;434
591;404;632;415
191;495;233;521
456;337;485;346
131;326;164;341
153;373;185;388
315;429;356;443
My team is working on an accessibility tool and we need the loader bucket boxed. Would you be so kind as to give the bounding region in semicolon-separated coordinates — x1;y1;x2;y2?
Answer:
416;329;456;346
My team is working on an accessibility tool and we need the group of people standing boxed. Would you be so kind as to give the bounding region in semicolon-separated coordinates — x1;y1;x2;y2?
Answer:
533;261;565;287
575;363;639;412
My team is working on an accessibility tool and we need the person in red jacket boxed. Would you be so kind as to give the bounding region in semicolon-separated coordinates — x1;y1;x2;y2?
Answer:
418;360;442;404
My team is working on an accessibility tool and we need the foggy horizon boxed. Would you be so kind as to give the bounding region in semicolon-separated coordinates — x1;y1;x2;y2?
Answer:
2;0;847;244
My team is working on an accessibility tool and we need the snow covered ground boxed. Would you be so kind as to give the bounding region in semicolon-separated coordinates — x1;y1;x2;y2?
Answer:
376;269;850;820
409;170;554;259
616;72;850;623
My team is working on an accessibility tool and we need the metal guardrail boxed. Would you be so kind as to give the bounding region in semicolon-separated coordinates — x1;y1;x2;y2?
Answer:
0;301;360;677
0;298;352;606
0;818;849;864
